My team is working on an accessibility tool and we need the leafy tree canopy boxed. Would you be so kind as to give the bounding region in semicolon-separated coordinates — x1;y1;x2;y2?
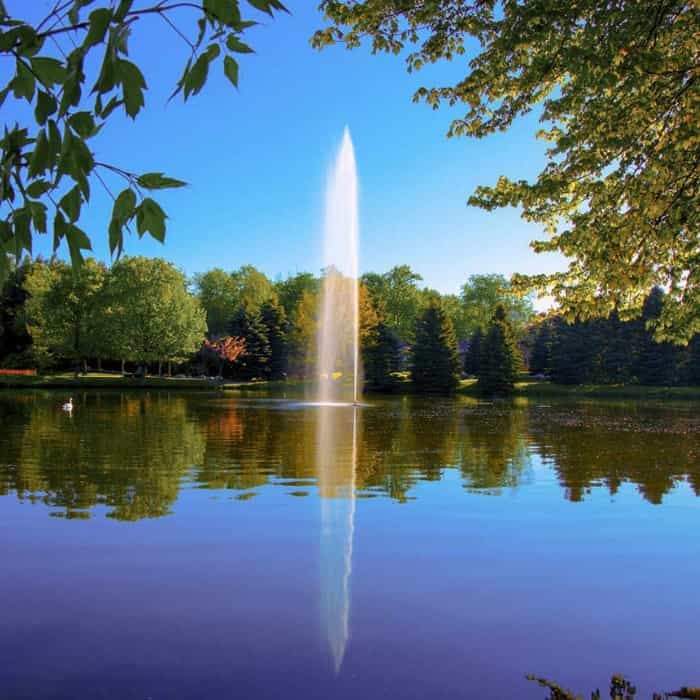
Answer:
314;1;700;343
24;257;106;367
0;0;287;279
361;264;424;342
461;274;534;337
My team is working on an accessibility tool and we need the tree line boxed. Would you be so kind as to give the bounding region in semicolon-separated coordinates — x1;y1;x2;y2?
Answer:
2;257;698;393
527;288;700;387
3;392;697;521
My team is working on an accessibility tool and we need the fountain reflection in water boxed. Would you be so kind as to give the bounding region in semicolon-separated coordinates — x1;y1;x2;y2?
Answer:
318;404;358;673
317;128;360;673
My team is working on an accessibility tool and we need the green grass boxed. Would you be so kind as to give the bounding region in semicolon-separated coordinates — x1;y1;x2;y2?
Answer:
457;376;700;400
3;372;700;401
0;372;222;390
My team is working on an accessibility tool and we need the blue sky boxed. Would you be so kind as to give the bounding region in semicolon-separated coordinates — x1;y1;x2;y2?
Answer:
7;1;565;298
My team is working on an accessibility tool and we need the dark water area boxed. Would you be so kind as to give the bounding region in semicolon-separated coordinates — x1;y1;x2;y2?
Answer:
0;390;698;699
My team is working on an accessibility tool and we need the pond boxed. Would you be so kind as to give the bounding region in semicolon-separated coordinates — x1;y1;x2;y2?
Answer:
0;390;698;699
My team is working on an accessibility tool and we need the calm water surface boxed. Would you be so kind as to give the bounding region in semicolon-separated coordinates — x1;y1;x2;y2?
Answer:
0;391;698;699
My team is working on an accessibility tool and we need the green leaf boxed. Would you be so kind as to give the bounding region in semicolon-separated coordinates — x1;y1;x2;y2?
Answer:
204;44;221;61
28;200;47;234
247;0;284;16
30;57;67;87
13;208;31;255
53;210;67;250
226;35;254;53
47;119;61;163
70;133;95;175
93;45;116;93
114;0;133;22
84;8;112;48
66;223;92;269
26;180;51;198
113;187;136;222
68;111;95;138
59;185;82;222
204;0;240;25
136;172;186;190
108;218;123;257
28;129;49;178
98;95;123;118
223;56;239;88
184;55;208;99
117;59;146;118
59;73;82;116
136;197;166;242
12;60;35;101
0;84;11;109
35;90;57;125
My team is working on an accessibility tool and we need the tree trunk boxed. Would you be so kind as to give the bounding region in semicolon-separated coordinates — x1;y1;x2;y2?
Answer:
158;360;162;376
97;358;102;371
167;360;172;377
121;359;125;374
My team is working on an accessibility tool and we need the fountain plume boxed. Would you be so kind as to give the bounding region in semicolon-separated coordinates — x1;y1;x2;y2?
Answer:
317;127;360;403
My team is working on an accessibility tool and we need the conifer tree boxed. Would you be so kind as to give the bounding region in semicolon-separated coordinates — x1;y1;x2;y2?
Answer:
685;335;700;386
229;308;271;380
599;312;634;384
260;301;288;380
549;319;596;385
464;328;483;376
634;288;678;386
411;302;460;394
364;322;401;391
529;321;552;376
477;304;522;395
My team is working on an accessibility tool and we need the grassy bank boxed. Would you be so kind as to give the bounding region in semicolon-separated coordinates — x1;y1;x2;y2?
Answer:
3;372;700;401
457;377;700;400
0;372;225;390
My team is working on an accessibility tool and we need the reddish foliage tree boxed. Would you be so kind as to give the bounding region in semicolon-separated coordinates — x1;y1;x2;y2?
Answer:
202;336;246;377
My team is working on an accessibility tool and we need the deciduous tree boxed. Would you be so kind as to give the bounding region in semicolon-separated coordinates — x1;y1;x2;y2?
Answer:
314;1;700;342
0;0;287;279
24;257;107;372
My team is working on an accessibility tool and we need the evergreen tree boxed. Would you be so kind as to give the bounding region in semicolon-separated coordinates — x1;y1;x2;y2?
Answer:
634;288;678;386
477;304;522;395
684;335;700;386
464;328;483;376
411;302;460;394
549;319;597;385
529;321;552;376
598;313;634;384
364;322;401;392
260;301;288;380
229;308;271;380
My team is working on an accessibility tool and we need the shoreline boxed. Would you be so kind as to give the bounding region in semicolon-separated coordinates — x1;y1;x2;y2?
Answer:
2;373;700;400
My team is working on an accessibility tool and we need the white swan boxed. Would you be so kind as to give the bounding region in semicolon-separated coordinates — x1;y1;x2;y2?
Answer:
62;397;73;413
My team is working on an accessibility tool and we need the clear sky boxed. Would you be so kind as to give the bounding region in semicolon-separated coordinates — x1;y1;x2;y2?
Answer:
8;1;566;298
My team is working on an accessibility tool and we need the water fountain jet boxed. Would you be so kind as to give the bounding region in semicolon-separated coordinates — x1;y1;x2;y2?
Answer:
316;127;360;405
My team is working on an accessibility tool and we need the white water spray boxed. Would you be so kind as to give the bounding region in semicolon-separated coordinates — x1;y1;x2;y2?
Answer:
317;127;360;404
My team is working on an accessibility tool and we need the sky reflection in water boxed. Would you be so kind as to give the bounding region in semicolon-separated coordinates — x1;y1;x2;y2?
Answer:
0;391;698;700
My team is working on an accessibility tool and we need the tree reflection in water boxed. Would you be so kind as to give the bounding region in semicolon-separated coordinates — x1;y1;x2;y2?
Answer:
0;393;698;523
